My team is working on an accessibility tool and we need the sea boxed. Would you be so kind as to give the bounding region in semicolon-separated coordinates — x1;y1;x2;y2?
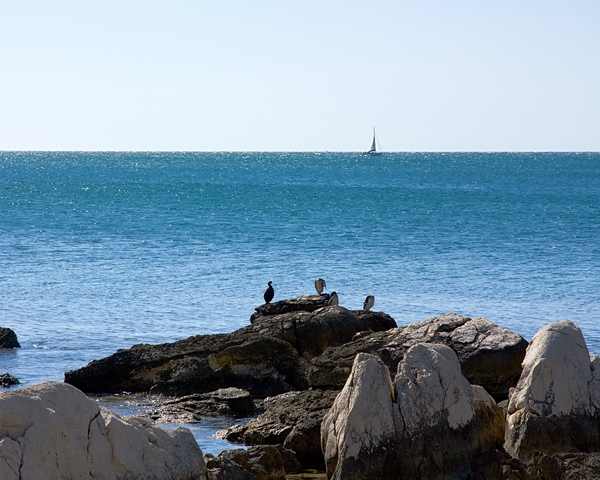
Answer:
1;151;599;454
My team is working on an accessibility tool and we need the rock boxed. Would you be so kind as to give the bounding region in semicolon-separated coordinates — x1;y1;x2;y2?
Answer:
505;320;600;462
220;446;287;480
249;306;373;360
350;310;397;332
0;381;206;480
220;390;339;469
309;313;527;401
321;353;398;480
251;295;331;322
146;388;255;423
0;327;20;348
322;346;505;480
65;330;309;397
0;373;20;387
204;452;259;480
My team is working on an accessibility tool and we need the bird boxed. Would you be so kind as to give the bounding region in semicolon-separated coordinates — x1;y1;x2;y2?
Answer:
315;278;326;295
363;295;375;311
328;291;339;306
264;281;274;304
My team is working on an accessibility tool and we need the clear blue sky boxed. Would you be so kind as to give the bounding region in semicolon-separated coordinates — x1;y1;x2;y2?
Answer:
1;0;598;151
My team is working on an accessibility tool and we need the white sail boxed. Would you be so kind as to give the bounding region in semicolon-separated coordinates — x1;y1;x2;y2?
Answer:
364;128;382;155
369;130;377;153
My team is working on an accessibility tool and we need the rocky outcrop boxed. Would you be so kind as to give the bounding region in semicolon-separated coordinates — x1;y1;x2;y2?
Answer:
0;381;206;480
505;320;600;462
65;296;399;397
322;346;505;480
249;306;377;360
0;327;20;349
145;388;255;423
220;389;339;469
310;313;527;401
350;310;397;332
65;330;309;397
0;373;19;387
250;295;331;322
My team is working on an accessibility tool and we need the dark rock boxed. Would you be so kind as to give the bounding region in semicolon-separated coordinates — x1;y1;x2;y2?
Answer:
0;327;20;349
219;389;339;469
145;387;255;423
220;446;287;480
309;313;527;401
472;449;600;480
204;452;259;480
0;373;20;387
350;310;397;332
249;306;373;360
65;331;309;397
250;295;331;323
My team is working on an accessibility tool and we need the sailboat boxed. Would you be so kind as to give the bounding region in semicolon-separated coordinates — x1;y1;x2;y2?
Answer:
363;128;382;156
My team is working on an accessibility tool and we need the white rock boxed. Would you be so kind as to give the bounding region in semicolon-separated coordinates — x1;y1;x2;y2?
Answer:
0;381;206;480
394;343;475;430
507;320;592;418
321;352;396;479
505;320;600;461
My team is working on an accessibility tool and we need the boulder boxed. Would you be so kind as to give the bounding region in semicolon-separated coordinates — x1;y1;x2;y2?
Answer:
249;306;373;360
65;330;309;398
220;446;287;480
350;310;397;332
0;373;20;387
321;353;398;480
0;327;20;348
204;453;259;480
0;381;206;480
310;313;527;401
251;295;331;322
505;320;600;461
322;346;505;480
220;389;339;469
146;387;255;423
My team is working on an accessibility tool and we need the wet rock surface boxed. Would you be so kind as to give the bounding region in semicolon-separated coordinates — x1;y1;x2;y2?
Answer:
0;373;20;387
144;387;255;423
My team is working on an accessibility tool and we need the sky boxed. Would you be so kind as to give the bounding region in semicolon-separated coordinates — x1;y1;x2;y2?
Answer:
0;0;599;152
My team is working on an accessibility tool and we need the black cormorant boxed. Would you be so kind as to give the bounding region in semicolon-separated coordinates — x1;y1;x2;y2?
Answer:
264;281;274;304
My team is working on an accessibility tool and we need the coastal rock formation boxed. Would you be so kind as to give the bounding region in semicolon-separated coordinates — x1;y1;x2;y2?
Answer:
65;330;309;397
321;353;398;479
65;295;398;397
505;320;600;461
0;373;20;387
0;327;20;349
309;313;527;401
146;387;255;423
249;305;379;360
250;295;331;322
350;309;397;332
0;381;206;480
322;346;504;480
220;389;339;469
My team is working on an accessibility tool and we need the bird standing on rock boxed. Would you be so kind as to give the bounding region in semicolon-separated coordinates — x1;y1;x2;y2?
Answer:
363;295;375;311
328;291;339;306
264;281;274;304
315;278;326;295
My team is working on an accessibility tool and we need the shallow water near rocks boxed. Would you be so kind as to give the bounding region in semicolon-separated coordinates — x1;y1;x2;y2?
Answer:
1;151;599;455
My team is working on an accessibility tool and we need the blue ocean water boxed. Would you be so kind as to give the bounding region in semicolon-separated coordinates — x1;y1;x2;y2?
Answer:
1;151;599;449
